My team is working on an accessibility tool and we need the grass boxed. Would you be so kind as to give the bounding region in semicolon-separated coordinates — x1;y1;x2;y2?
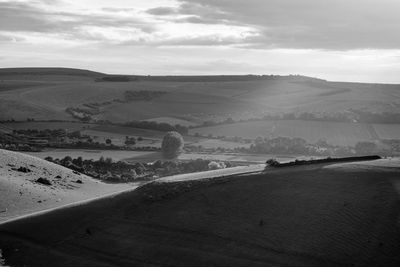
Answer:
1;159;399;266
372;124;400;139
4;122;94;131
190;120;400;146
144;116;198;127
2;68;400;123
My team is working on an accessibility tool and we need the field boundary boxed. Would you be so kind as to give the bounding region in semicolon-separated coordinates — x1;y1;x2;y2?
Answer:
268;155;381;168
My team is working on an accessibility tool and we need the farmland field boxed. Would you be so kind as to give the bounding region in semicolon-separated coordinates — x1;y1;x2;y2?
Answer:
144;116;198;127
2;121;249;150
190;120;400;146
372;124;400;140
24;149;159;162
89;124;166;138
3;121;94;131
23;149;284;164
190;139;251;149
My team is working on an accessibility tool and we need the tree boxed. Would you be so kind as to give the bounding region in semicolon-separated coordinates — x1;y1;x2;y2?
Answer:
161;131;184;159
125;136;136;145
105;138;112;145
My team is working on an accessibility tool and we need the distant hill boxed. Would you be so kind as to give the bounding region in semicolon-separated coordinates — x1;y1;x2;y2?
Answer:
129;74;325;82
0;67;399;129
0;67;324;82
0;67;105;78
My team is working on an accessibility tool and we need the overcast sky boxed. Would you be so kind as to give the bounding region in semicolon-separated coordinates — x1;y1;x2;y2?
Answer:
1;0;400;83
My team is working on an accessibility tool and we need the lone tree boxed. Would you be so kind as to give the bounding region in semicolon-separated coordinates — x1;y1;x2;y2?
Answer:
161;131;184;159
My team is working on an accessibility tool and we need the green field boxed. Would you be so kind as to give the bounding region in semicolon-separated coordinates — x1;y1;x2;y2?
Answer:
190;120;400;146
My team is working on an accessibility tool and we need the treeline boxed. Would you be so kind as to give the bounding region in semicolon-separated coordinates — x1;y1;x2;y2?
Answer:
0;132;43;152
13;129;66;138
266;155;381;168
193;110;400;128
127;74;318;82
0;142;41;152
241;136;393;157
48;140;160;151
194;112;353;128
124;120;188;135
97;75;133;82
9;128;161;152
45;156;231;183
350;110;400;124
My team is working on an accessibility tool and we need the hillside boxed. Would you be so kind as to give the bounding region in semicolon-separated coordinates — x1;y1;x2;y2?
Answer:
0;67;105;80
1;67;399;123
0;149;132;223
1;67;399;148
0;158;399;266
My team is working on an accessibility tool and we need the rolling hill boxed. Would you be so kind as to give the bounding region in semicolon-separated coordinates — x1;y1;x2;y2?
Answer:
1;67;399;147
0;67;105;81
1;68;399;123
0;158;399;266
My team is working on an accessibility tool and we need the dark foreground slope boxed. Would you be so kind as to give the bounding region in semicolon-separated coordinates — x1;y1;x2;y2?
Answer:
0;160;400;266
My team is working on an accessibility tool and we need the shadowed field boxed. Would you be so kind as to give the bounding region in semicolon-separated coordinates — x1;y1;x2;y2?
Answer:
1;159;399;266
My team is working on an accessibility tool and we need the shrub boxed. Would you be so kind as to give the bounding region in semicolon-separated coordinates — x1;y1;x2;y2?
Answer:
161;131;184;159
36;177;51;185
208;161;226;170
266;158;280;167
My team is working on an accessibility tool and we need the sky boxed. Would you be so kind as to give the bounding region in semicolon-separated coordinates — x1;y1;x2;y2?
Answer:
1;0;400;83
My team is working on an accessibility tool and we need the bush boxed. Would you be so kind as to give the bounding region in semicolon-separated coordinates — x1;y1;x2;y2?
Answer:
208;161;226;170
36;177;51;185
161;131;184;159
266;158;280;167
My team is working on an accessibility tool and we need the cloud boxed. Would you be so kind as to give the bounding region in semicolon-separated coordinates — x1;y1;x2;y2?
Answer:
146;6;176;15
101;7;136;12
2;0;400;51
0;1;156;39
120;34;255;47
0;34;24;42
170;0;400;50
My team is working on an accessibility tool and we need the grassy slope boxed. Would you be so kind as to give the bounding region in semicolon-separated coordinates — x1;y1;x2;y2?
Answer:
1;68;400;122
0;149;131;223
0;160;399;266
1;68;399;147
0;67;105;81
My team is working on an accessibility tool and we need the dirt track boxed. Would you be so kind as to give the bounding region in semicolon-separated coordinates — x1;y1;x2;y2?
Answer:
0;160;400;266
